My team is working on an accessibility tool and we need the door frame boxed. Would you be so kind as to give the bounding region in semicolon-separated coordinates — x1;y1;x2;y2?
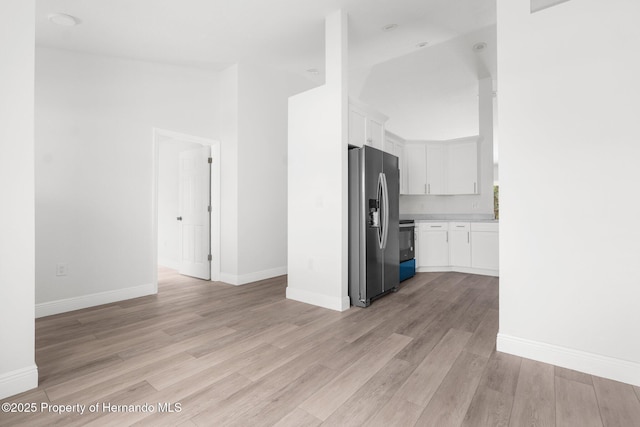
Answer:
152;128;221;288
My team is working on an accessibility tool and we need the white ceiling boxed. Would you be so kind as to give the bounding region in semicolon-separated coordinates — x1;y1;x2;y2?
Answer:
36;0;496;78
360;25;497;141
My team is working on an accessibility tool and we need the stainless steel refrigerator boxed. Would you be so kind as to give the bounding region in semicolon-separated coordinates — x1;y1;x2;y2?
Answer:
348;145;399;307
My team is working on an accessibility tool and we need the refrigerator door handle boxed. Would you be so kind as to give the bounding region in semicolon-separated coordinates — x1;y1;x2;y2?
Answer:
380;172;390;250
377;173;384;249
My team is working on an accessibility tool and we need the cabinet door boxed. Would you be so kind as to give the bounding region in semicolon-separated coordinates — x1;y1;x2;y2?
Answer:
405;144;427;194
348;107;367;147
368;118;384;150
418;224;449;267
394;142;407;194
471;231;499;270
383;138;395;155
449;223;471;267
426;143;445;195
447;140;478;194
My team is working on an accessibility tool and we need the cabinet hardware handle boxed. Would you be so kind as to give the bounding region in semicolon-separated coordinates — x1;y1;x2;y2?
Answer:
446;231;448;242
467;231;470;243
456;225;465;228
474;182;477;193
431;226;442;228
428;183;430;194
424;183;427;194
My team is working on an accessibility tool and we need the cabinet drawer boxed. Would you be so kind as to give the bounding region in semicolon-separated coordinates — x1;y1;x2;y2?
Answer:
450;222;470;231
471;222;498;232
419;222;449;230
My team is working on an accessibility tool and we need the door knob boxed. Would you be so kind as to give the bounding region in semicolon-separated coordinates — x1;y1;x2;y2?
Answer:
176;216;182;221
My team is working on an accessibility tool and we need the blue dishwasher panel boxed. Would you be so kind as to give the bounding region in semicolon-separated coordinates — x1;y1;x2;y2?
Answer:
399;259;416;282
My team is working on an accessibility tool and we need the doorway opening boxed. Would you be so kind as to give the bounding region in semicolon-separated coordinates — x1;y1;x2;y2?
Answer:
152;128;221;288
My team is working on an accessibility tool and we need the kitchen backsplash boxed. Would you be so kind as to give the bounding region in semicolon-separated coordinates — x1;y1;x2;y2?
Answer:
399;194;494;217
400;213;496;221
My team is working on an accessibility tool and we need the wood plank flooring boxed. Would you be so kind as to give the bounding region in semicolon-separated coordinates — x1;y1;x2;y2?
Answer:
2;268;640;426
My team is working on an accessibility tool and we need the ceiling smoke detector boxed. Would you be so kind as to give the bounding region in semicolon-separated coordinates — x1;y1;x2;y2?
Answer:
48;13;81;26
382;24;398;32
473;42;487;52
416;41;429;48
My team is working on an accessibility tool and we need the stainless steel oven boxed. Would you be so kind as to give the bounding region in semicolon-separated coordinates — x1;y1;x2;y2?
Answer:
399;220;415;262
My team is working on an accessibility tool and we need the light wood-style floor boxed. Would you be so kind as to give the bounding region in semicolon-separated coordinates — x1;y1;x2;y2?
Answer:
2;269;640;426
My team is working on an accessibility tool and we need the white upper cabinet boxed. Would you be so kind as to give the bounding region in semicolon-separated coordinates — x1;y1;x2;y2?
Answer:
383;136;395;154
405;144;427;194
368;117;384;149
404;137;479;196
385;131;407;194
447;139;478;195
426;142;446;195
348;98;388;150
348;107;367;147
394;142;406;194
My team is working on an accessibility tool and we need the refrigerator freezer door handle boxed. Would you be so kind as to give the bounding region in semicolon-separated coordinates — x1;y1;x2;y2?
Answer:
377;173;384;249
380;173;390;250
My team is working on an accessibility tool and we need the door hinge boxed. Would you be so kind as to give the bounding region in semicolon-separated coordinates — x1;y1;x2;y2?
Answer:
207;205;212;213
208;157;212;164
208;254;212;261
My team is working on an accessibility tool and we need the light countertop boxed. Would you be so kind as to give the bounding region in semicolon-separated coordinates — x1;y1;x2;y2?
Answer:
400;214;498;222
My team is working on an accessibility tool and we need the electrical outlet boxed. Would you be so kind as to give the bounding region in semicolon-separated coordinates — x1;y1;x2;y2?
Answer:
56;263;68;276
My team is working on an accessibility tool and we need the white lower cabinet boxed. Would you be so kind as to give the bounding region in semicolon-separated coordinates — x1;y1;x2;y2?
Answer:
449;222;471;268
416;221;498;276
471;222;499;271
417;223;449;267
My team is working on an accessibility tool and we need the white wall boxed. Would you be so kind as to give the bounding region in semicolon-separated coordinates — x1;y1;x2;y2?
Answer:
236;65;312;278
35;48;219;316
359;26;496;141
218;65;240;282
157;138;201;269
0;0;38;399
400;78;494;216
497;0;640;386
218;63;314;285
287;11;350;311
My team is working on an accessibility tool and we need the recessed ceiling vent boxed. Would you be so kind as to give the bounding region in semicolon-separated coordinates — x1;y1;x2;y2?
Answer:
531;0;572;13
48;13;81;26
473;42;487;53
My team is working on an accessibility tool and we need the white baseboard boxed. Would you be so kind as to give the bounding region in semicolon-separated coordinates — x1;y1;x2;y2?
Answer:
286;287;351;312
220;266;287;286
417;266;499;277
454;267;499;277
0;365;38;400
35;283;157;318
497;333;640;387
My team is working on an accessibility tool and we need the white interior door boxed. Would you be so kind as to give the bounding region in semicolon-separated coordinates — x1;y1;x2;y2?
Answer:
178;146;211;279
